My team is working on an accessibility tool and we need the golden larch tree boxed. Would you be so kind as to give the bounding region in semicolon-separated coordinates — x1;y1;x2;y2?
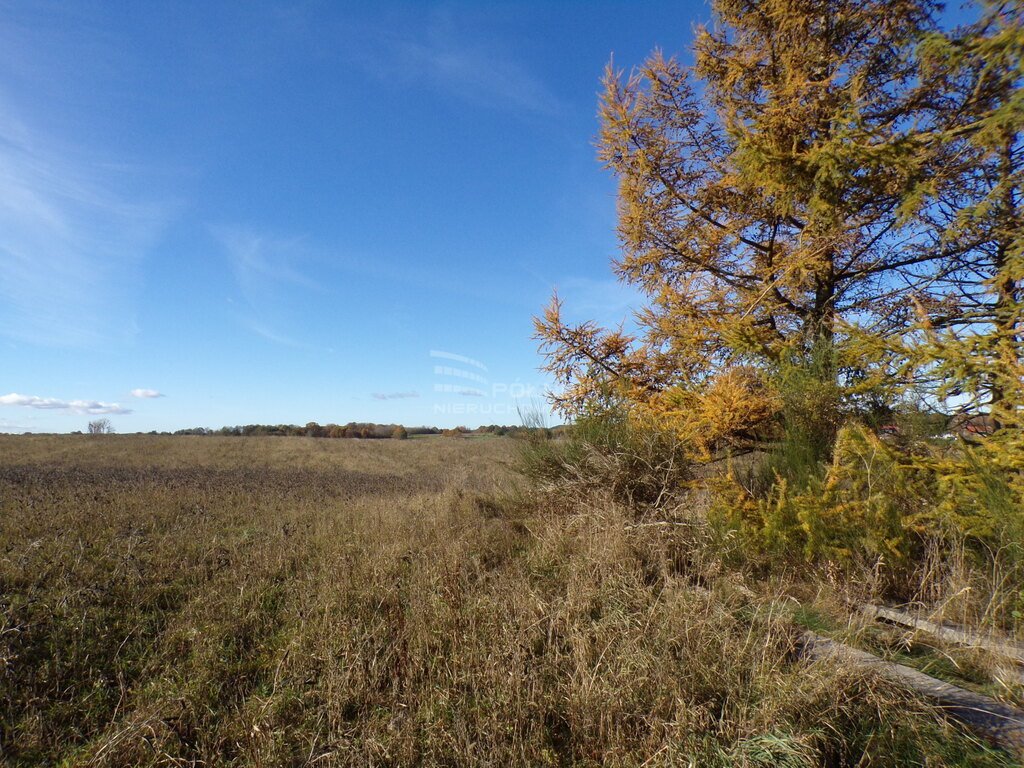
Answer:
538;0;964;457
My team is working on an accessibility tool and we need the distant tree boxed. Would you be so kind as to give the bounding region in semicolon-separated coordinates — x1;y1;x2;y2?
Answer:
391;425;409;440
88;418;114;435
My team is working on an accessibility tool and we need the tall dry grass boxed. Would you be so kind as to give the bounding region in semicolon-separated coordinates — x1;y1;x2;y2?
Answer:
0;435;1010;766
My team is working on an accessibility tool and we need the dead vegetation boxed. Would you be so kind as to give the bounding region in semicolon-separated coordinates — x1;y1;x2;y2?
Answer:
0;435;1014;766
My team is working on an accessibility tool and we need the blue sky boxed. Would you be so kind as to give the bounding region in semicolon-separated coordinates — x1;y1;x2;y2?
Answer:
0;1;707;432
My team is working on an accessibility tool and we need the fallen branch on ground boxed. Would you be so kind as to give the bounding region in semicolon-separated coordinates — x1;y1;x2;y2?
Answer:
863;604;1024;666
800;632;1024;757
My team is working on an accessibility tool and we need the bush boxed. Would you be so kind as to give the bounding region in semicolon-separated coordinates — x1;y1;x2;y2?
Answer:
752;343;842;494
518;405;691;511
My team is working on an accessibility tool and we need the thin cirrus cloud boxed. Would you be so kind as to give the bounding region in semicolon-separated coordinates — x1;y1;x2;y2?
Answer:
0;417;32;433
215;226;331;350
0;392;131;415
0;9;173;348
215;227;321;300
345;13;565;117
372;391;419;401
0;97;171;347
130;388;164;399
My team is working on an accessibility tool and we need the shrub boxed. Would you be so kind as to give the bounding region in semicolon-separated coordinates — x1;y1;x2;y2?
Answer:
518;405;691;511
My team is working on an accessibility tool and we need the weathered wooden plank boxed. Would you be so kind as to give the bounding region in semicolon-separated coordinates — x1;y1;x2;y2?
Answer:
801;632;1024;757
863;604;1024;665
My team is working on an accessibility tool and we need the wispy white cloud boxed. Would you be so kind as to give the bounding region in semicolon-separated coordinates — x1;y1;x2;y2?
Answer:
130;388;164;399
246;319;329;351
215;227;321;300
215;226;334;350
346;13;565;117
372;391;419;400
0;95;170;346
0;392;131;415
0;417;33;433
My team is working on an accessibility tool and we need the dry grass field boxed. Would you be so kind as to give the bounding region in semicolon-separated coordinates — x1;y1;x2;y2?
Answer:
0;435;1011;766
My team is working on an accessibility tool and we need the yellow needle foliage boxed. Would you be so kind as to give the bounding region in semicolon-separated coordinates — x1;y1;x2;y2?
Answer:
537;0;1022;567
537;0;953;456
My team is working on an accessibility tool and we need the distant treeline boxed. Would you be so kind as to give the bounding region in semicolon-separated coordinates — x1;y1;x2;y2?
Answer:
149;423;560;439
